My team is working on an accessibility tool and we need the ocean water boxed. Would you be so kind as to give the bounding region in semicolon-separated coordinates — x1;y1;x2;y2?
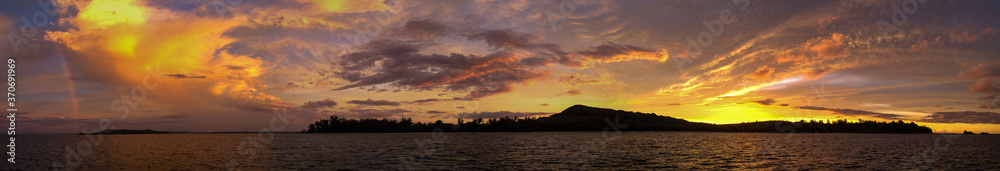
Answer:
5;132;999;170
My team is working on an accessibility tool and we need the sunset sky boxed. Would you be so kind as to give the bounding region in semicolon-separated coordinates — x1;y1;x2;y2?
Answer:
2;0;999;134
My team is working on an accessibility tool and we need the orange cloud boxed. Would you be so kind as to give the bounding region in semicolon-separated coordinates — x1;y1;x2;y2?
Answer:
910;36;942;51
958;61;1000;110
776;33;849;64
563;89;581;96
808;33;849;60
656;76;705;96
959;61;1000;94
910;27;995;51
745;66;774;81
576;43;670;67
949;27;996;43
771;33;856;81
558;73;607;86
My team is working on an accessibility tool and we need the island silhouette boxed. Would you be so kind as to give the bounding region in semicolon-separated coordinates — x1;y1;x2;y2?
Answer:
78;129;171;135
304;105;933;133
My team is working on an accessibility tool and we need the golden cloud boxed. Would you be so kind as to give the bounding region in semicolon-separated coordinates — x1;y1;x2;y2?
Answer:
44;0;288;112
295;0;389;14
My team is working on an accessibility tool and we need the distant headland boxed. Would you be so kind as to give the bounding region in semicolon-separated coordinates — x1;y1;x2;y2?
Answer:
303;105;935;134
964;130;991;135
78;129;171;135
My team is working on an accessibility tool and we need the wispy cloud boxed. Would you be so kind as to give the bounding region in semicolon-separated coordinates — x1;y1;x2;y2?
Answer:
347;99;402;106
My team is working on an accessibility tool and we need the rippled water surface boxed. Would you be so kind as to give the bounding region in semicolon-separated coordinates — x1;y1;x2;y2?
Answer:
7;132;1000;170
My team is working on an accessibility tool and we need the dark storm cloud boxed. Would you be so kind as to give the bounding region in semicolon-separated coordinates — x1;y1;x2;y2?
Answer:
426;110;447;114
468;29;550;50
920;111;1000;124
795;106;904;120
333;36;549;100
465;29;577;66
330;17;662;100
399;19;450;38
300;98;338;108
347;98;402;106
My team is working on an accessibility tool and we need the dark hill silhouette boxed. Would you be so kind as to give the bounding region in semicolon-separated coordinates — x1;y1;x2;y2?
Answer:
552;105;689;125
304;104;933;133
541;105;712;131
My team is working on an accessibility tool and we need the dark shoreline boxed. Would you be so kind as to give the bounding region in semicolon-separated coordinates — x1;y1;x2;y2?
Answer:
36;131;990;135
65;131;967;135
303;105;937;134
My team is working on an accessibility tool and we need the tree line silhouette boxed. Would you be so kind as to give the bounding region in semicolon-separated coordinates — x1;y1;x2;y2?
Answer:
714;119;932;133
303;116;556;133
303;105;933;133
